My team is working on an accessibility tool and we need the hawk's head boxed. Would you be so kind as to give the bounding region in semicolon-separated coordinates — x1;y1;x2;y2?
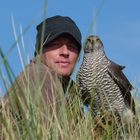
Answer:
84;35;104;53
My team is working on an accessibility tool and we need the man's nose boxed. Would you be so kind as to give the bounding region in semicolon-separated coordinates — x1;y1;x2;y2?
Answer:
60;44;69;56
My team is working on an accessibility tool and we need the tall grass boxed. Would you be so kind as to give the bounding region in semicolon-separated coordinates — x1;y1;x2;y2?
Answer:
0;45;140;140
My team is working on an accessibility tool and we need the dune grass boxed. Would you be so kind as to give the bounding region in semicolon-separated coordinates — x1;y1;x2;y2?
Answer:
0;46;140;140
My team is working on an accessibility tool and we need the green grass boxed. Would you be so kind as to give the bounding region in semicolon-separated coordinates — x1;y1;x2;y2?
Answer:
0;47;140;140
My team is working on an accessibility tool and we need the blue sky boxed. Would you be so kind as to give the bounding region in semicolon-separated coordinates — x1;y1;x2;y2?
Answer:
0;0;140;96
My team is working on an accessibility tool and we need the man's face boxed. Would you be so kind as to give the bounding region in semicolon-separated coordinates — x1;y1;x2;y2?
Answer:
43;35;80;77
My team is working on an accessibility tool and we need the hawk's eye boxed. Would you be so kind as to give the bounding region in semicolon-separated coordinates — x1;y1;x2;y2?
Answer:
87;38;91;42
96;38;100;42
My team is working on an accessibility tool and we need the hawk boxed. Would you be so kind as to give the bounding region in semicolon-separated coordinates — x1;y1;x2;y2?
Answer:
77;35;135;119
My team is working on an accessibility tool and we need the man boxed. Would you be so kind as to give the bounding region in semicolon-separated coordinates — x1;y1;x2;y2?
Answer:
3;15;81;101
32;15;82;104
0;15;82;133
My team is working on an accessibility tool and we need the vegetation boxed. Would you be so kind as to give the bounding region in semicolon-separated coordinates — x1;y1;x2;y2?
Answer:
0;47;140;140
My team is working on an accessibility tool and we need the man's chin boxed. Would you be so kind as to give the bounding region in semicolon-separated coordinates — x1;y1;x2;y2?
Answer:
57;70;71;77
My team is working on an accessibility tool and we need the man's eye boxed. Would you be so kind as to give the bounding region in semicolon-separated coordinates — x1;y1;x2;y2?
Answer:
50;42;62;49
68;44;79;52
69;44;77;49
51;42;60;46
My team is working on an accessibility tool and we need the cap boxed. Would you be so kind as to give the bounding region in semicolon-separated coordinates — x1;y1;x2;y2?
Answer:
35;15;82;56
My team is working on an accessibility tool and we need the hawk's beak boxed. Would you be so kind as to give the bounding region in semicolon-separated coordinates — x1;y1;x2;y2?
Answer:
84;42;93;53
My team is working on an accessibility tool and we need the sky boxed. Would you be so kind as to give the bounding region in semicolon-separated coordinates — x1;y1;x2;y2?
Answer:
0;0;140;96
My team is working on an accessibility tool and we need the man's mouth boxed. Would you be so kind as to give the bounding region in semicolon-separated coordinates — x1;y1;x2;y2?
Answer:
56;61;70;67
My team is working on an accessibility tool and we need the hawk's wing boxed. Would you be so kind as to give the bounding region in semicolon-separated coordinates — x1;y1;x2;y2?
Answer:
107;60;135;114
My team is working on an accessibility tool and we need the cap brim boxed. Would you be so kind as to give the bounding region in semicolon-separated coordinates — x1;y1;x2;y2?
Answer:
43;31;81;47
